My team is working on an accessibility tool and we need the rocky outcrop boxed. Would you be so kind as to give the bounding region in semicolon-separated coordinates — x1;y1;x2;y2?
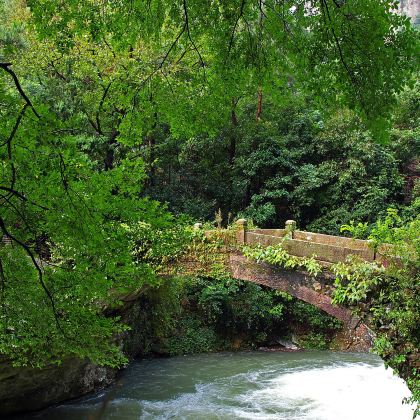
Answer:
0;357;116;416
0;287;150;417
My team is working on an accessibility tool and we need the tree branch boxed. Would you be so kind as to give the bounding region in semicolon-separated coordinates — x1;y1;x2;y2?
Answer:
320;0;357;87
6;104;28;193
95;81;113;135
0;186;49;210
0;217;64;334
182;0;206;72
0;63;40;118
227;0;247;55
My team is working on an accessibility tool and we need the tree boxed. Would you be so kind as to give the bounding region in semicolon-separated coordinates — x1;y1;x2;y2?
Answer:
143;93;417;232
0;1;179;367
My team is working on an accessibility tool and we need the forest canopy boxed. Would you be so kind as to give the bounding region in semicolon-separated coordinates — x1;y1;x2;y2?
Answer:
20;0;420;134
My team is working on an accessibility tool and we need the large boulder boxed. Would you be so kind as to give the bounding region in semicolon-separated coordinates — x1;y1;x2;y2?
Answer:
0;357;115;416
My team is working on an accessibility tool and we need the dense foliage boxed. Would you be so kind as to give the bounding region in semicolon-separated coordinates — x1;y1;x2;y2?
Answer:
139;276;342;355
0;0;418;400
25;0;417;134
145;87;418;233
0;1;193;366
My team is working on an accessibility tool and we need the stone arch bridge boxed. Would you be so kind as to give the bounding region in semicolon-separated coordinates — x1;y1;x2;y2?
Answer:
175;219;386;351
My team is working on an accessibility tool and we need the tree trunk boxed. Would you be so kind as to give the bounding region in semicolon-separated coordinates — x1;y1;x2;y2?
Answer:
104;130;118;170
256;87;262;121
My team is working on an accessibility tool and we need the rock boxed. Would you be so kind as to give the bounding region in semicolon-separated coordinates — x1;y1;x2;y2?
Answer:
399;0;420;25
277;338;300;350
0;357;116;416
313;281;322;292
258;346;300;353
232;338;244;350
330;323;374;353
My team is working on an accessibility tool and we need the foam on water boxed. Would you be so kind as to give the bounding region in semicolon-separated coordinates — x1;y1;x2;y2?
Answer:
237;362;415;419
115;361;415;419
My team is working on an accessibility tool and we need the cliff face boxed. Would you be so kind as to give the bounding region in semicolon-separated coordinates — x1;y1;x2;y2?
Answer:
0;358;116;416
400;0;420;25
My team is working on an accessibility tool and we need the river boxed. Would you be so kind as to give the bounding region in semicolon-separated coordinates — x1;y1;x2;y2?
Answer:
20;351;415;420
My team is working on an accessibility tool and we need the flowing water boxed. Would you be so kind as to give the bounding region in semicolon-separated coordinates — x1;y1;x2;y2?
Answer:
22;351;415;420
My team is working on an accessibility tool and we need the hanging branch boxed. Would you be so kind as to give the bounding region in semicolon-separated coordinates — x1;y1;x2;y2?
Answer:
160;21;187;69
0;63;41;118
0;105;28;205
0;217;64;335
227;0;247;55
7;104;28;192
132;20;187;107
0;62;63;336
182;0;206;71
0;186;50;210
320;0;356;85
95;81;113;135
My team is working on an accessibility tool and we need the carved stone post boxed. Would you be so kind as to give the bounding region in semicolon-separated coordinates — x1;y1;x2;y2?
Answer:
236;219;247;244
285;220;296;238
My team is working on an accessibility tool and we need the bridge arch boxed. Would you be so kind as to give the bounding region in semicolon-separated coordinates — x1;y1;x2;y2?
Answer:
228;252;374;351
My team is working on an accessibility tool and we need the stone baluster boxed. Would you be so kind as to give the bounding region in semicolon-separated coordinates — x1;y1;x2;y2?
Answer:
285;220;296;238
236;219;247;244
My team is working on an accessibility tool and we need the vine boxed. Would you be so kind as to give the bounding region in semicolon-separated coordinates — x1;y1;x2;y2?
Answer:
157;225;237;279
242;242;323;277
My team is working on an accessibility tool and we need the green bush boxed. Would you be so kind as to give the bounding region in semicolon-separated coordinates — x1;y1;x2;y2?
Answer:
142;277;344;356
165;317;219;355
298;333;329;350
332;210;419;415
287;300;343;333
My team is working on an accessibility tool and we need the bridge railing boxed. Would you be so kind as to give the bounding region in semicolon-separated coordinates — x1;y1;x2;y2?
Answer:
235;219;377;264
